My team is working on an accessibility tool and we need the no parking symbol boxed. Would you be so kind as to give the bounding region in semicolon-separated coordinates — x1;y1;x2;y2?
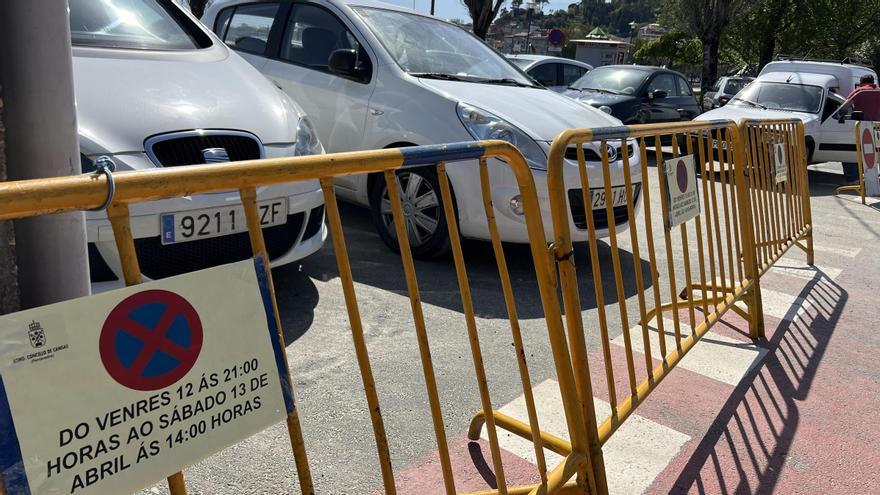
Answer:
99;290;203;391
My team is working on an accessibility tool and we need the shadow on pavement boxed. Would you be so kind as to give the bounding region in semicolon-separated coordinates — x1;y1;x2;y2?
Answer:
302;201;653;321
272;261;320;345
668;268;846;493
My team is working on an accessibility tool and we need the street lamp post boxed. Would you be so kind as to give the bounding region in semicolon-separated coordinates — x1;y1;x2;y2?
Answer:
525;2;536;55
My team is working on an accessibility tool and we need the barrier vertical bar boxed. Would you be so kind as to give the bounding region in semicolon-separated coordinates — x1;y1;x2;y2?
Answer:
799;123;815;265
689;132;710;317
105;202;188;495
654;139;682;347
732;127;765;339
240;187;315;495
640;138;667;359
383;170;457;495
436;163;509;495
318;179;396;494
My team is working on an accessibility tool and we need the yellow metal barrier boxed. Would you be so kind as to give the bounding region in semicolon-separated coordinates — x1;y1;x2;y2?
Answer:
0;141;594;495
739;119;814;270
836;120;880;204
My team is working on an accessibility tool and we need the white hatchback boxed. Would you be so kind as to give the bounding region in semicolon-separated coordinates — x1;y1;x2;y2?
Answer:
204;0;641;258
72;0;326;290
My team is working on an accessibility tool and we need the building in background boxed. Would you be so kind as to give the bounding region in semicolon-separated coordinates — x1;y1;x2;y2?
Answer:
572;27;630;67
636;23;666;42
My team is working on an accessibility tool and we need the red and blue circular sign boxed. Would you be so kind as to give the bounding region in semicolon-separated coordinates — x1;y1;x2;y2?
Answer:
676;159;689;193
548;29;565;46
862;127;875;170
100;290;203;391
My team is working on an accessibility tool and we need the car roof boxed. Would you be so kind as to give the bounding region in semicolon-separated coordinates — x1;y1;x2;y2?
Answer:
594;65;686;76
210;0;426;16
757;71;837;86
506;54;592;67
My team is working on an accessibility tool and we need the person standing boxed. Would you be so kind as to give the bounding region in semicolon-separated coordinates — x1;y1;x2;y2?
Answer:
842;74;879;182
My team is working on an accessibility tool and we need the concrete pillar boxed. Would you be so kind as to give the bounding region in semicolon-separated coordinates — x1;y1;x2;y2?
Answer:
0;0;90;308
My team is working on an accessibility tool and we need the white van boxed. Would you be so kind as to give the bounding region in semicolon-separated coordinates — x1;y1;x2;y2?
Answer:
699;59;880;164
203;0;641;258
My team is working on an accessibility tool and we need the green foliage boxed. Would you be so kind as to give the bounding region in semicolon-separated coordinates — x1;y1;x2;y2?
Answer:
633;31;701;67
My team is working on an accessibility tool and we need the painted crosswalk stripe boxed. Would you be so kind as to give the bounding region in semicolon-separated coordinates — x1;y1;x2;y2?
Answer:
770;263;842;281
480;379;689;495
611;318;768;386
811;244;861;258
735;287;810;321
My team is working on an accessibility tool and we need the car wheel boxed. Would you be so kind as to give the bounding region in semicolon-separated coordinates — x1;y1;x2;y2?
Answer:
370;168;451;259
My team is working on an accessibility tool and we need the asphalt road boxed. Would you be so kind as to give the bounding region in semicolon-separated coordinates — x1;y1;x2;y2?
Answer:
143;157;856;495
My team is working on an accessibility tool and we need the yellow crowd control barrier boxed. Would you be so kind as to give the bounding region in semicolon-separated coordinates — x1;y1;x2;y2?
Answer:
836;120;880;204
739;119;814;272
0;141;595;495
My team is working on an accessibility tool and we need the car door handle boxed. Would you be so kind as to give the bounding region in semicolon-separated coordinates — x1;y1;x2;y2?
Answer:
370;109;384;116
676;108;686;113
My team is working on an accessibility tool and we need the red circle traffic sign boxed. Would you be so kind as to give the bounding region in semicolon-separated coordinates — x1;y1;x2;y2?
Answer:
862;127;875;170
548;29;565;46
676;159;689;193
100;290;203;391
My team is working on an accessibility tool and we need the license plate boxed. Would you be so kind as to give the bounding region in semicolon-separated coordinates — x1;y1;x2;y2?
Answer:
160;199;288;245
589;183;640;210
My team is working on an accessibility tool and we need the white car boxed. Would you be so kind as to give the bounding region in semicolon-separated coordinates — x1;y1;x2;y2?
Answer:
72;0;326;290
699;60;880;164
204;0;640;258
507;54;593;92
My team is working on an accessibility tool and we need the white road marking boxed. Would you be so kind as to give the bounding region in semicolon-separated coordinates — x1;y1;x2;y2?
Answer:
770;263;842;281
612;318;767;386
810;244;861;258
735;287;810;321
481;379;689;495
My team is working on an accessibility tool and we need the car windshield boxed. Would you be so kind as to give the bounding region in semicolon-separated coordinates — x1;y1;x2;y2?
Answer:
724;78;751;95
354;7;535;86
570;67;648;94
69;0;201;50
730;82;824;113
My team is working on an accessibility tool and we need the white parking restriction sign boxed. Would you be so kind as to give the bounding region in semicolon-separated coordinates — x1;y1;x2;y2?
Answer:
663;154;701;229
774;143;788;184
0;259;292;495
860;122;880;196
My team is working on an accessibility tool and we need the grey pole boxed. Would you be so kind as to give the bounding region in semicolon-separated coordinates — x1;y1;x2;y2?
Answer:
0;0;90;308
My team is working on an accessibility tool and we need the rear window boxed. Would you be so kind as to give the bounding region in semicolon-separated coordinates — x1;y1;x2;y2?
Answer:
724;78;750;95
69;0;209;50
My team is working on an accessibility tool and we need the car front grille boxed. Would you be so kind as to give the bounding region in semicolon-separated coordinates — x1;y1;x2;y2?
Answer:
146;131;263;167
132;213;304;280
565;144;634;162
568;189;638;230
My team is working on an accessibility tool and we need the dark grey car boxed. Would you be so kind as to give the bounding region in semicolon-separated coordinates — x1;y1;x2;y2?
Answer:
702;76;754;111
563;65;701;125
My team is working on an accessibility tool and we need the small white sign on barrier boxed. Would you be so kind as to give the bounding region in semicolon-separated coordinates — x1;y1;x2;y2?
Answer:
774;143;788;184
0;259;292;495
663;154;701;229
860;122;880;196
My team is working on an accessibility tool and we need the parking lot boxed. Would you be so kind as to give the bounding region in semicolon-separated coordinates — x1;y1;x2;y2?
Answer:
131;156;880;494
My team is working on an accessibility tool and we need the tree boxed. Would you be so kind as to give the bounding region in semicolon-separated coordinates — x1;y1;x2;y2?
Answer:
189;0;209;19
461;0;507;39
670;0;756;95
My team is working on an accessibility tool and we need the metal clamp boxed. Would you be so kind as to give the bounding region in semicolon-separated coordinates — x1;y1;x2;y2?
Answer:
89;156;116;211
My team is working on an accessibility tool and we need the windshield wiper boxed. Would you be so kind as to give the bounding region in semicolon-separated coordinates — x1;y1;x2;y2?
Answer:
409;72;474;82
574;87;618;95
472;77;538;88
731;97;767;110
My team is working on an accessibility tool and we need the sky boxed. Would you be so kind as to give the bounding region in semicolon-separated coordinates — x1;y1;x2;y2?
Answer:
382;1;574;22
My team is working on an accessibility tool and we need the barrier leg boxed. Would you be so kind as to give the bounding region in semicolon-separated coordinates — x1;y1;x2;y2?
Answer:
106;203;189;495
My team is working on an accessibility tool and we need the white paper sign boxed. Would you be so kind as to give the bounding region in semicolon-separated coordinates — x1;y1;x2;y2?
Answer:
0;259;291;495
860;122;880;196
773;143;788;184
663;154;701;229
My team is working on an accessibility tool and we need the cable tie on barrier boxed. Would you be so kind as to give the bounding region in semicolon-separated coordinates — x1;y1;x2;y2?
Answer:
89;156;116;211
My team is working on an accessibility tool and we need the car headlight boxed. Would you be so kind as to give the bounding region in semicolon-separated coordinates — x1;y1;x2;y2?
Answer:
456;102;547;171
294;117;325;156
598;105;613;114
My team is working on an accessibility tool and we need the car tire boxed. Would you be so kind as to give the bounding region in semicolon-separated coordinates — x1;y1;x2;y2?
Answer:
370;167;452;259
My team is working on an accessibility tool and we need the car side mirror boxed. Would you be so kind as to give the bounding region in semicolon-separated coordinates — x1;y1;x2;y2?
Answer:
852;110;865;121
651;90;668;99
328;49;366;82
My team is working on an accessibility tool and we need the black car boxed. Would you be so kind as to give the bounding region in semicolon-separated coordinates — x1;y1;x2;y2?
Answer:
702;76;754;111
563;65;701;124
